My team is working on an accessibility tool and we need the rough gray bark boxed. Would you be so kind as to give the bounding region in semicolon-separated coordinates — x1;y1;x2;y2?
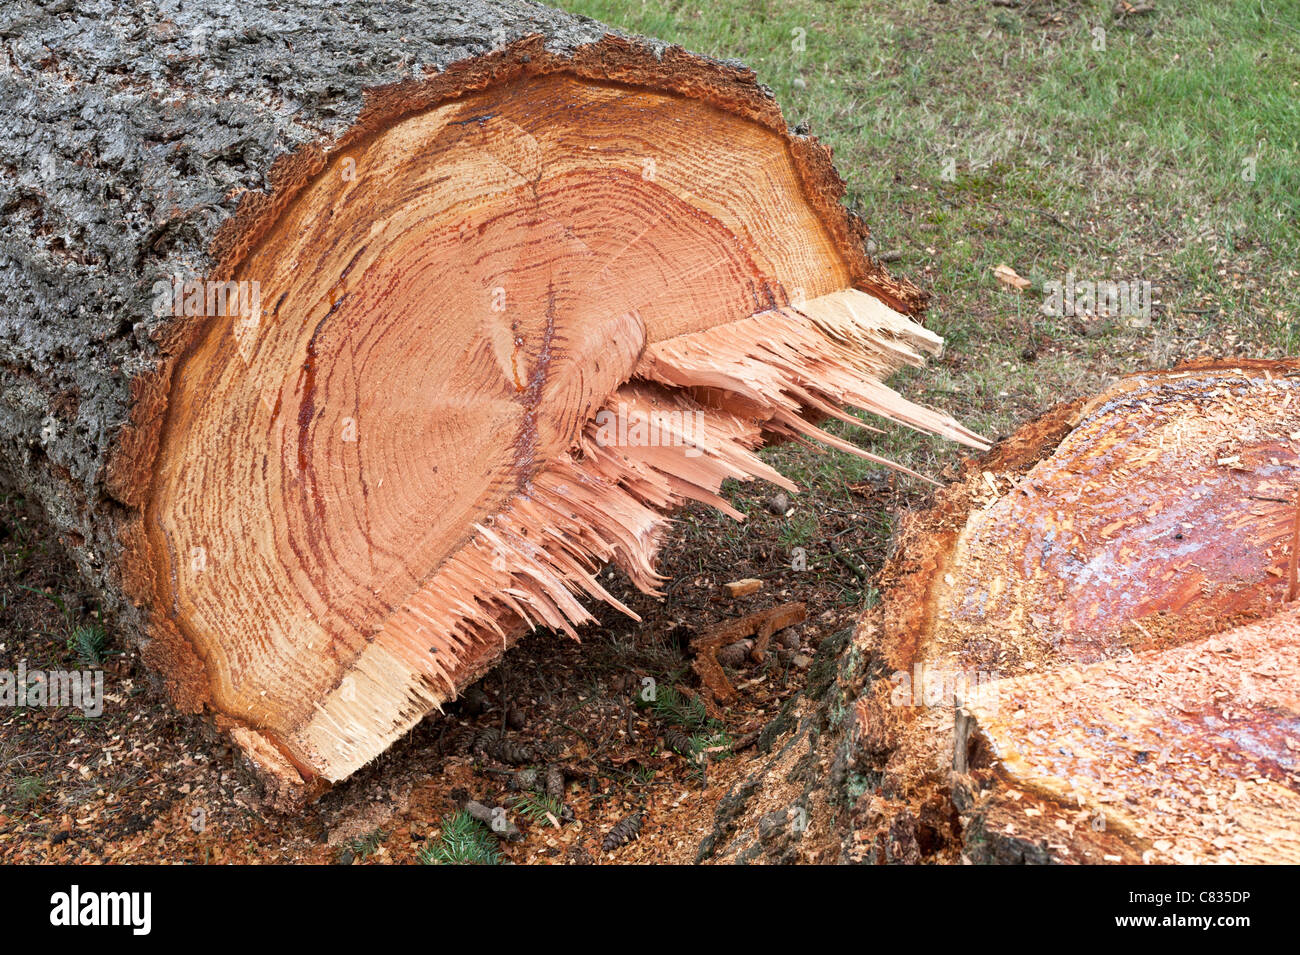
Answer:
0;0;624;648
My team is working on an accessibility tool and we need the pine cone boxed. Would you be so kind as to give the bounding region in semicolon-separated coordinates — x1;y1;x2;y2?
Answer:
471;727;503;758
545;765;565;800
567;845;595;866
439;726;477;755
509;768;541;791
602;811;644;852
717;638;754;668
663;728;694;756
491;737;536;765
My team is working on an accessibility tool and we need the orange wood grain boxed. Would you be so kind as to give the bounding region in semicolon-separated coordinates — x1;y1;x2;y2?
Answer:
141;73;975;787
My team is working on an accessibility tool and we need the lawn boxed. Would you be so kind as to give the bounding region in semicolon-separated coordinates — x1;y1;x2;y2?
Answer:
561;0;1300;476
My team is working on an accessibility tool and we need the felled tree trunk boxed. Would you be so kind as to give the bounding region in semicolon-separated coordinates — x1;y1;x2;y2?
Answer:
0;0;983;802
853;360;1300;863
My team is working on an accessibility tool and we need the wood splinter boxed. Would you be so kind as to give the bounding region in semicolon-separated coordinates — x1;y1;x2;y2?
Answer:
723;578;764;598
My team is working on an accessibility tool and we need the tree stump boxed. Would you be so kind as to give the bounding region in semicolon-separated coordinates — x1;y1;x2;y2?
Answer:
855;360;1300;863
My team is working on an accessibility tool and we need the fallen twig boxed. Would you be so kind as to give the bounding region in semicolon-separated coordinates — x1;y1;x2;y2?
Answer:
690;602;807;703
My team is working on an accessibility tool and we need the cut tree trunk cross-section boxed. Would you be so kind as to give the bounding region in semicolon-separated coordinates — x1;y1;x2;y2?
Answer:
0;0;983;801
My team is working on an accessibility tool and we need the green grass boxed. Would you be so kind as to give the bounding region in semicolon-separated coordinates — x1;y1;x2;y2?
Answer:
560;0;1300;478
776;508;818;548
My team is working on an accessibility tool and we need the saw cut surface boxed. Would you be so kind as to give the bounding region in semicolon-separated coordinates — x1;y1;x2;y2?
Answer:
859;360;1300;864
968;606;1300;864
145;73;979;784
929;364;1300;672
